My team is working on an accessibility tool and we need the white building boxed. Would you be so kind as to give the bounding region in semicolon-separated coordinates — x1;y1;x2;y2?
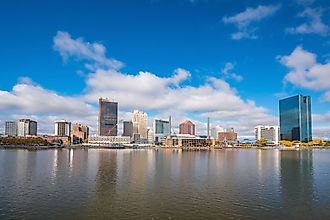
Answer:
17;119;37;137
255;125;280;144
55;120;71;137
5;121;17;136
147;129;154;144
88;136;131;146
132;110;148;139
211;125;224;139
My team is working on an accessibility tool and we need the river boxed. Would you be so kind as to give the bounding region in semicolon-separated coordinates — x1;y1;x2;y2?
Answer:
1;148;330;219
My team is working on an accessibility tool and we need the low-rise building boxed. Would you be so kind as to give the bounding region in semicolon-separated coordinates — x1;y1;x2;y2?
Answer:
72;123;89;144
88;136;131;146
218;129;237;142
165;134;215;148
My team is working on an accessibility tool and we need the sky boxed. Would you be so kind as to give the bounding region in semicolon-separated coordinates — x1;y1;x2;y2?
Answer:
1;0;330;138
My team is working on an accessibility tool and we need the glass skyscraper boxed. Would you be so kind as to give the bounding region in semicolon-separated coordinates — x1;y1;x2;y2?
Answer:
98;98;118;136
279;95;312;142
153;119;170;144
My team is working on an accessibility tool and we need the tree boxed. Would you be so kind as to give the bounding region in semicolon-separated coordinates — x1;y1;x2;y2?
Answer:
280;140;293;147
256;139;268;147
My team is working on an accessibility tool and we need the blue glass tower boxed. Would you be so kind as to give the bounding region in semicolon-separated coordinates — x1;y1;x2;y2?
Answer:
279;95;312;142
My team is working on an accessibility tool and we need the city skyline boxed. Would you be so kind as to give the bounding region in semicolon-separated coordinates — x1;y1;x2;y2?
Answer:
1;0;330;138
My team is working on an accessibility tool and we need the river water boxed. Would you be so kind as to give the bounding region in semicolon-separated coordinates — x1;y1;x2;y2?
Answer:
0;148;330;219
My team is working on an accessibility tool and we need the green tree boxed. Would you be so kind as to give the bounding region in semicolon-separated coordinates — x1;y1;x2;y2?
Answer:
256;139;268;147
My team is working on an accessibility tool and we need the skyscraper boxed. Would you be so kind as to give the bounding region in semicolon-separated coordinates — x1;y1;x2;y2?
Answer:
132;110;148;139
279;95;312;142
123;121;133;137
153;119;170;144
179;120;195;135
17;119;37;137
5;121;17;136
98;98;118;136
55;120;71;137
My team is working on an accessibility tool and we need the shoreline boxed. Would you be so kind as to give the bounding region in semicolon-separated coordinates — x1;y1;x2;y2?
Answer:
2;144;330;151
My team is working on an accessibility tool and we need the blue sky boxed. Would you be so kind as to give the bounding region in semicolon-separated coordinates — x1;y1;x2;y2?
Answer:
1;0;330;138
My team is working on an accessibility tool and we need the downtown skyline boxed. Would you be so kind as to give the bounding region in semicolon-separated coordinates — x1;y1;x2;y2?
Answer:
1;0;330;138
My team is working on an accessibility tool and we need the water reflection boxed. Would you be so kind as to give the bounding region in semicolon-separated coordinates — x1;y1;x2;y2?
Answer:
2;149;330;219
280;150;314;218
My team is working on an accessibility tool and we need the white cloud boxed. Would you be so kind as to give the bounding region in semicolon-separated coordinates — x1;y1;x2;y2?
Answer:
0;83;95;116
278;46;330;98
223;5;280;40
221;62;243;81
53;31;124;70
287;8;329;36
0;80;98;134
1;31;278;137
82;67;276;137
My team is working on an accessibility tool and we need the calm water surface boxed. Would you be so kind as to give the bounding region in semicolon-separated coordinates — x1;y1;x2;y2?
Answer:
1;148;330;220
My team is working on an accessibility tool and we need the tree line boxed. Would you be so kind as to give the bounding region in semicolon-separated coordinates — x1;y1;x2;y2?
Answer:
0;137;48;145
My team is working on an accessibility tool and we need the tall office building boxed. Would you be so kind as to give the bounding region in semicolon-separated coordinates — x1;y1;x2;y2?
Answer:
17;119;37;137
5;121;17;136
153;119;170;144
55;120;71;136
123;121;133;137
255;125;280;144
98;98;118;136
132;110;148;139
179;120;196;135
279;95;312;142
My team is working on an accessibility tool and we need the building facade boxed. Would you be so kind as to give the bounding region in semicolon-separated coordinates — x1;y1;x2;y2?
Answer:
147;129;154;144
255;125;280;144
5;121;17;136
279;95;312;142
72;123;89;144
218;129;237;142
98;98;118;136
153;119;170;144
211;125;224;139
132;110;148;139
123;121;133;138
17;119;37;137
55;120;71;137
88;136;130;146
179;120;195;135
165;135;215;148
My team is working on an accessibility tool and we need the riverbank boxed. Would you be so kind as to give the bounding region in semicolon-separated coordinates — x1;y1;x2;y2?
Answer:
2;144;330;151
0;145;64;150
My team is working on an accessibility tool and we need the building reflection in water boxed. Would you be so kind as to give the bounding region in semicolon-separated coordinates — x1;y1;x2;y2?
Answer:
280;150;314;218
88;149;118;215
50;149;59;184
